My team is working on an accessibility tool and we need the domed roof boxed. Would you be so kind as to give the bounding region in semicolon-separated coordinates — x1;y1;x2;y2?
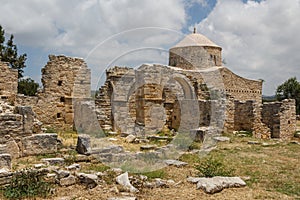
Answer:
171;32;221;49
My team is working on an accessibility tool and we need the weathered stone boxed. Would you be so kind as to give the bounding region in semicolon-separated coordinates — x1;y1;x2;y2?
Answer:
164;160;188;167
140;145;157;151
21;133;58;156
213;136;230;142
92;145;124;154
59;175;76;187
56;170;70;179
294;132;300;138
247;141;261;145
76;172;98;189
116;172;139;193
0;168;13;187
0;154;11;170
107;197;137;200
42;158;64;166
34;163;46;169
0;139;20;159
76;134;91;155
193;177;246;194
65;163;81;171
125;135;136;143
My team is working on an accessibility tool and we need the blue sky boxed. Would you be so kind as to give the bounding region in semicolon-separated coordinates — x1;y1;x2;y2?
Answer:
1;0;299;95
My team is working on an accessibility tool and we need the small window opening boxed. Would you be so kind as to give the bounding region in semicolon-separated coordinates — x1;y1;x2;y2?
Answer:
58;80;63;86
57;113;62;118
60;97;65;103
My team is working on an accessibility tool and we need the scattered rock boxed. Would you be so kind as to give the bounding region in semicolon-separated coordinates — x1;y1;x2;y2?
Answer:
294;132;300;138
107;197;137;200
187;177;202;184
164;160;188;167
42;158;65;166
213;136;230;142
59;175;76;187
108;131;118;136
0;154;11;170
34;163;46;169
76;172;98;189
93;145;124;154
65;163;81;171
154;178;167;188
0;168;13;186
290;141;300;145
76;134;91;155
116;172;139;193
125;135;136;143
56;170;70;179
120;132;130;137
109;138;118;142
140;145;157;151
247;141;261;145
188;176;246;194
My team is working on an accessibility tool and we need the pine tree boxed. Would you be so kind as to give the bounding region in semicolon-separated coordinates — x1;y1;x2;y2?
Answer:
0;25;27;78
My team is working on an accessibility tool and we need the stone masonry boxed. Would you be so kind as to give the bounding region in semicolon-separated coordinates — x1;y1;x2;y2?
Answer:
17;55;91;129
95;31;296;139
0;62;18;102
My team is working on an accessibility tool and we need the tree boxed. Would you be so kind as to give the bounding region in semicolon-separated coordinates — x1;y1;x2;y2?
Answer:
0;25;27;78
276;77;300;114
18;78;39;96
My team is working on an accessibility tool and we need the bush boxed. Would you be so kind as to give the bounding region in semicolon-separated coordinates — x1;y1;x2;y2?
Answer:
4;169;52;199
195;156;234;177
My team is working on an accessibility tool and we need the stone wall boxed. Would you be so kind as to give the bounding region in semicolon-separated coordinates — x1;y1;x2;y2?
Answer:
0;100;58;159
262;99;296;139
169;46;222;70
0;62;18;102
16;55;91;129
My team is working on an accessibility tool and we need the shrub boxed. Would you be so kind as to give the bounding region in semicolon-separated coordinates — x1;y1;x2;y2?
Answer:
4;169;52;199
195;156;234;177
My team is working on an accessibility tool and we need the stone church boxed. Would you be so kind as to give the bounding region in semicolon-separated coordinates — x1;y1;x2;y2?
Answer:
95;31;296;139
0;31;296;140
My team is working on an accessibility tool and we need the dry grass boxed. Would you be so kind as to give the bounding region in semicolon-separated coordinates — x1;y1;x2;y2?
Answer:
7;130;300;200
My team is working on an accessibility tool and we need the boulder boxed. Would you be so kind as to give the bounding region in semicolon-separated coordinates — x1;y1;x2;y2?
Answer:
164;160;188;167
42;158;65;166
213;136;230;142
188;176;246;194
59;175;77;187
76;172;98;189
116;172;139;193
21;133;58;156
76;134;91;155
125;135;136;143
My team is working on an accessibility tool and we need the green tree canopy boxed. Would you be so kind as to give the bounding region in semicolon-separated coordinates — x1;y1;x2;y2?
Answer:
0;25;27;79
276;77;300;114
18;78;39;96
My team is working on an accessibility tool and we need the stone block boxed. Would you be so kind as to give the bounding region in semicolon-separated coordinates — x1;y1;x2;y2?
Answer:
0;154;11;170
21;133;58;156
76;134;91;155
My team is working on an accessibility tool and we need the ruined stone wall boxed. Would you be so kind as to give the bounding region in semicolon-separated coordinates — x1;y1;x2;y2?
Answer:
0;62;18;101
169;46;222;70
0;100;46;158
220;67;262;103
233;100;255;131
16;55;91;129
262;99;296;139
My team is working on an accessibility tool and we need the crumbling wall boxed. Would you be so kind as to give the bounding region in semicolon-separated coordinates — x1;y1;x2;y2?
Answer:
0;100;48;158
16;55;91;129
0;62;18;102
262;99;296;139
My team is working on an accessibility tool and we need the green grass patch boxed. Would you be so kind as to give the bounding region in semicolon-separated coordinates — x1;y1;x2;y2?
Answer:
3;169;53;199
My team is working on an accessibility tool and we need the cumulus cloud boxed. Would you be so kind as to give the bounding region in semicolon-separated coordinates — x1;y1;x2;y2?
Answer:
0;0;188;89
196;0;300;95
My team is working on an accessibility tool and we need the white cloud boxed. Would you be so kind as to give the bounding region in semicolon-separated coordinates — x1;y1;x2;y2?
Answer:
196;0;300;95
0;0;188;89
